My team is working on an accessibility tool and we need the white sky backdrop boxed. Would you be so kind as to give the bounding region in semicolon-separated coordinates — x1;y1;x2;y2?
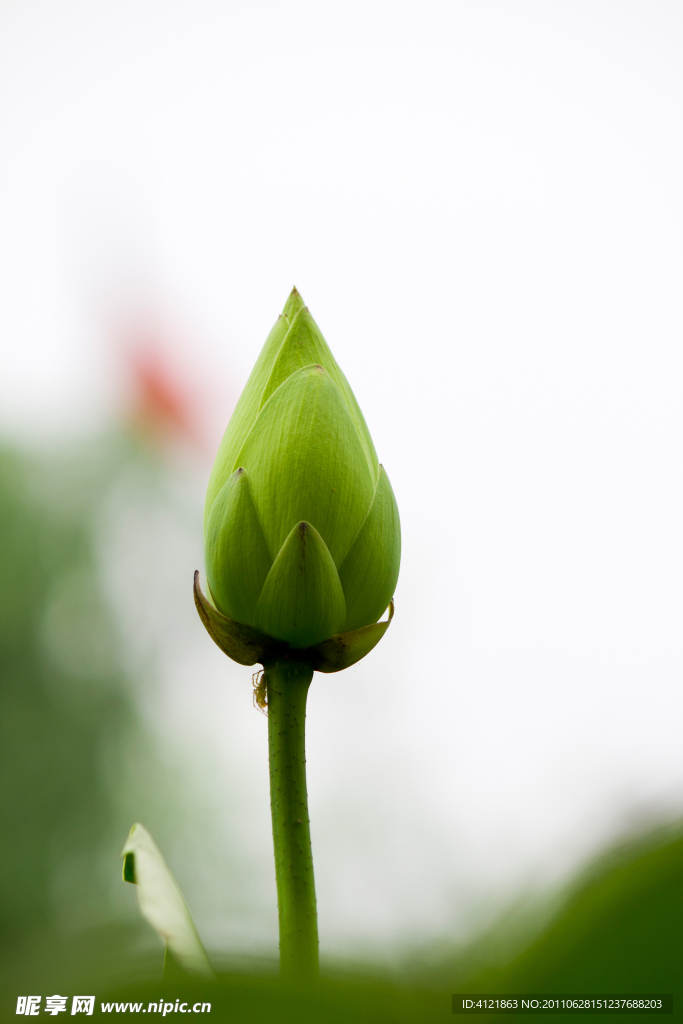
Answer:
1;0;682;959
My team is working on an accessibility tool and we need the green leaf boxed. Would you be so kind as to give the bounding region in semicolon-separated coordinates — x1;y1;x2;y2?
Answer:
253;521;346;648
338;465;401;631
204;312;291;526
259;306;379;481
236;364;375;566
194;571;272;665
205;468;273;623
311;600;394;672
121;823;213;977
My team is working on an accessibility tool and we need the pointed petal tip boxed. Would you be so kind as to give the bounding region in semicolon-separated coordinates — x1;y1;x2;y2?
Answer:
281;286;307;323
253;520;345;648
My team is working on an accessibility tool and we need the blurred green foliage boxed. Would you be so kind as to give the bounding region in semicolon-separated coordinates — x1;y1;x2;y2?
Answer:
0;442;162;992
482;825;682;998
2;814;672;1022
115;824;680;1022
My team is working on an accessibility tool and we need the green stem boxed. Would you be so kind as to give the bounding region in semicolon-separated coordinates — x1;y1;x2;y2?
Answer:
266;659;319;983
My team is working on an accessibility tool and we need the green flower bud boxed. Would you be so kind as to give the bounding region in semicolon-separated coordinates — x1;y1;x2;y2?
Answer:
195;289;400;671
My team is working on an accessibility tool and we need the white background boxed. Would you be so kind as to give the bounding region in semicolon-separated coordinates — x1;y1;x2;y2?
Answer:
1;0;681;959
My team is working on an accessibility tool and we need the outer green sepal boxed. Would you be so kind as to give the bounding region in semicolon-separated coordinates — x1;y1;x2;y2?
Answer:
310;601;394;673
194;570;394;671
193;571;273;666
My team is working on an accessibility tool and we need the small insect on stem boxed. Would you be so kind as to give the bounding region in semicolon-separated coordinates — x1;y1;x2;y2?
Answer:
252;669;268;714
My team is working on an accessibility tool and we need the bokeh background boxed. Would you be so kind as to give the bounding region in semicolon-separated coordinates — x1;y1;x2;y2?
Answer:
0;0;681;992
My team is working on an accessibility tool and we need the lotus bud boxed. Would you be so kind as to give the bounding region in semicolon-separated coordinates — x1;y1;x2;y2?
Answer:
195;289;400;672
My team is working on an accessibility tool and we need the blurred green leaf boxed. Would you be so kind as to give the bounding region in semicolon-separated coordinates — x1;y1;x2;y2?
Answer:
495;825;683;996
417;823;683;1013
122;824;213;978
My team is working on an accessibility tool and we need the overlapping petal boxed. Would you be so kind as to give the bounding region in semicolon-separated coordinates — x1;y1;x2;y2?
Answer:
253;521;346;648
337;465;401;631
235;364;374;566
204;307;297;523
259;306;379;481
205;468;273;623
